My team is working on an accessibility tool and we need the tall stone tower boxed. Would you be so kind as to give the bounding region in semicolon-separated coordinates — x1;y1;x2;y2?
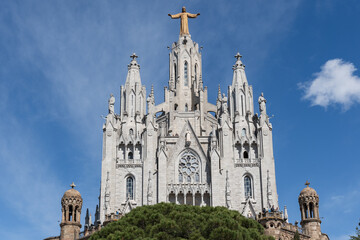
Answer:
299;182;324;240
99;7;279;223
60;183;83;240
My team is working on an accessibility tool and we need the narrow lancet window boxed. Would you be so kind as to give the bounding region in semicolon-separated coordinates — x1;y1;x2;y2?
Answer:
174;63;177;88
194;64;198;87
195;173;200;182
126;176;134;200
184;61;188;86
244;176;252;199
241;128;246;137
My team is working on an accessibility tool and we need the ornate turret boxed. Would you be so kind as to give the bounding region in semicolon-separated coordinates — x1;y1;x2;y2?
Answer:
299;181;322;239
229;53;254;122
120;53;146;120
60;183;82;240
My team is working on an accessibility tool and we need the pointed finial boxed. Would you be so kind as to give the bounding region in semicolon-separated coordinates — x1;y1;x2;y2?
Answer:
218;85;221;99
305;181;310;187
151;84;154;96
234;52;242;61
130;53;138;61
70;182;76;188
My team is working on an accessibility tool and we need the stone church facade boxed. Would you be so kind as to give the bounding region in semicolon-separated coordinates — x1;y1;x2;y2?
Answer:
100;31;278;223
44;8;329;240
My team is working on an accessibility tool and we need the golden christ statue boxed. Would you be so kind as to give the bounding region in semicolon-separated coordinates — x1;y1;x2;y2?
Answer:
168;7;200;36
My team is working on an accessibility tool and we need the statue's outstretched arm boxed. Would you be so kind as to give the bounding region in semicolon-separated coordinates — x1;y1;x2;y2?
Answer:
187;13;200;18
168;13;181;19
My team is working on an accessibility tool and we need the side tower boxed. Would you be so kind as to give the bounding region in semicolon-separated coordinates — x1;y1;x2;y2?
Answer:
299;182;327;240
60;183;82;240
100;53;147;223
227;52;279;216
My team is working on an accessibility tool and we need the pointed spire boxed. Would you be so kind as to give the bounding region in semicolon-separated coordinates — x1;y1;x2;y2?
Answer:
233;52;244;70
85;208;90;227
284;206;288;223
231;52;248;87
217;85;222;100
94;205;100;227
127;52;141;72
150;85;154;97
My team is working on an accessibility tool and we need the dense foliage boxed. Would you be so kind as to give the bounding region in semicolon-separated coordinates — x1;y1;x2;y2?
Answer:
90;203;274;240
350;220;360;240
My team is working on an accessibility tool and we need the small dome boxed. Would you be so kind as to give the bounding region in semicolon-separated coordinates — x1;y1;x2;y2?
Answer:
62;182;82;199
63;188;81;198
299;181;318;196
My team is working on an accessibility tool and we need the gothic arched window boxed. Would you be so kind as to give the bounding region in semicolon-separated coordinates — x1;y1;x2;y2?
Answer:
195;173;200;182
179;150;200;183
243;151;249;159
128;152;133;160
185;104;188;112
126;176;134;200
68;205;73;221
309;202;314;218
129;129;134;135
184;61;188;86
241;128;246;137
244;176;252;199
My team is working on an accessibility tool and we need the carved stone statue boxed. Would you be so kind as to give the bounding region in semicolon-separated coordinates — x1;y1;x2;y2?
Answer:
258;92;266;115
168;7;200;36
222;93;228;114
108;94;115;114
185;129;191;145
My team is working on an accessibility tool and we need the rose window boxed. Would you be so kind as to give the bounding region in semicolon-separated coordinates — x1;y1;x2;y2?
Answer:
179;151;200;183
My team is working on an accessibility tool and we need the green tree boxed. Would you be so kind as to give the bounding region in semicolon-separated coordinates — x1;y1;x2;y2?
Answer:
90;203;275;240
350;220;360;240
293;231;300;240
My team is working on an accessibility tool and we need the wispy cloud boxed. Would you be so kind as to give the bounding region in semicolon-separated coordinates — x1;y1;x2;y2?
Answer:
300;59;360;110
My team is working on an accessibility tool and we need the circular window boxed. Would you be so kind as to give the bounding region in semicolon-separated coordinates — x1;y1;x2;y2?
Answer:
178;151;199;183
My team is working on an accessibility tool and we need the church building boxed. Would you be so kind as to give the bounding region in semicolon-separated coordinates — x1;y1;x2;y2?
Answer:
44;7;329;240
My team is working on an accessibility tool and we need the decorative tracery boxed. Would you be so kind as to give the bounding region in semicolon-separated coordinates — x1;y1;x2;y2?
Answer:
178;150;200;183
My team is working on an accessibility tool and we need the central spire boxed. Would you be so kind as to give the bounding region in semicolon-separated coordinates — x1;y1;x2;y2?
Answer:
168;7;200;36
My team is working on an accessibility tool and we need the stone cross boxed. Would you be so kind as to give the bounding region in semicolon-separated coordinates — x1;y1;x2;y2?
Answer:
130;53;138;61
234;52;242;61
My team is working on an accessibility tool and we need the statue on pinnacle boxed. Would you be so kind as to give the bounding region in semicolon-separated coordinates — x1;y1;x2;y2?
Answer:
168;7;200;36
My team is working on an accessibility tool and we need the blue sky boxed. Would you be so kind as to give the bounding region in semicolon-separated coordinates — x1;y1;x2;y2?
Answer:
0;1;359;239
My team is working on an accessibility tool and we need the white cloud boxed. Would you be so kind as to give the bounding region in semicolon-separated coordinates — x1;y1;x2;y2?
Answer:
301;59;360;110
